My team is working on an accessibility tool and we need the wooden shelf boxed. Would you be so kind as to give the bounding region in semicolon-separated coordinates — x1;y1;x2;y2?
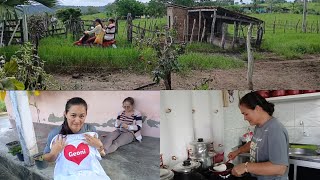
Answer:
267;92;320;103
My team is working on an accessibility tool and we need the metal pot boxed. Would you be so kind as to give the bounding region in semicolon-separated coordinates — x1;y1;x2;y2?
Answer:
286;90;301;95
256;90;270;98
160;168;174;180
270;90;286;97
189;138;214;168
172;160;205;180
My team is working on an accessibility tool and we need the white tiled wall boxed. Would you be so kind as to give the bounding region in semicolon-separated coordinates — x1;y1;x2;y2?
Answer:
273;98;320;145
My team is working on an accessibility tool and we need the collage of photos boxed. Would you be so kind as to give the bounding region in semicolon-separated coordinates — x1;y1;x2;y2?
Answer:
0;0;320;180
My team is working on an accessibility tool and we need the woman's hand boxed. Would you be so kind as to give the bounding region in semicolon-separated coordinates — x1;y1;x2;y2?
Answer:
232;163;246;177
227;150;240;160
84;134;103;149
51;134;66;155
122;123;128;129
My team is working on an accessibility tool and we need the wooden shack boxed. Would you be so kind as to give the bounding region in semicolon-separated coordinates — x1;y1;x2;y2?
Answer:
167;4;264;48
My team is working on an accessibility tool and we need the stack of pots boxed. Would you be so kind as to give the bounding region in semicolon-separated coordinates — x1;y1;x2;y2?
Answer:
172;160;205;180
188;138;214;169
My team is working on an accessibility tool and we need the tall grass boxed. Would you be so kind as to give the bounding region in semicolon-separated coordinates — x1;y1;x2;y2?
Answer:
38;36;156;72
261;33;320;59
178;52;244;71
0;45;20;59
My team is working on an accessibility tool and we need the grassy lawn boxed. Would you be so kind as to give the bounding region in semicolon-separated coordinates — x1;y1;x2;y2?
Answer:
178;52;244;71
3;11;318;75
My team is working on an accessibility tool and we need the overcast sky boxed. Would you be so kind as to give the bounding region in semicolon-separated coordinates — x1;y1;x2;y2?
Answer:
57;0;295;6
58;0;149;6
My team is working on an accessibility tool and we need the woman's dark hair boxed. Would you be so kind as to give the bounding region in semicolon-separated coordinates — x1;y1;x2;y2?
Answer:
108;18;115;23
123;97;134;105
239;91;275;116
60;97;88;135
95;18;104;28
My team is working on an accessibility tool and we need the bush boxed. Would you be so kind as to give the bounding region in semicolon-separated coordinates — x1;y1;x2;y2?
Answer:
0;100;6;112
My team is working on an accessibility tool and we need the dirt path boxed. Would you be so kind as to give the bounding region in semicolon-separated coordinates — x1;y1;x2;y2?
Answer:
51;54;320;90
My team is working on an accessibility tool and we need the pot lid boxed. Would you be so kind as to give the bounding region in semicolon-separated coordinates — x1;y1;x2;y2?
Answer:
190;138;212;145
160;169;174;180
172;160;201;173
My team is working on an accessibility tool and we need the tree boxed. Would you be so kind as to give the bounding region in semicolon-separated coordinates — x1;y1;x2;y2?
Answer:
145;0;166;18
56;8;82;23
105;3;117;17
87;6;100;15
0;0;56;8
173;0;194;7
115;0;145;18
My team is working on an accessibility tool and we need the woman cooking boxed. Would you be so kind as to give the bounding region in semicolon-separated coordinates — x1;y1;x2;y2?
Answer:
228;91;289;180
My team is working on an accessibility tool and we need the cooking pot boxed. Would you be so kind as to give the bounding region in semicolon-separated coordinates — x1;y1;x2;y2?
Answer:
302;90;317;94
256;90;270;98
286;90;301;95
172;160;206;180
209;162;234;178
189;138;214;168
270;90;286;97
160;168;174;180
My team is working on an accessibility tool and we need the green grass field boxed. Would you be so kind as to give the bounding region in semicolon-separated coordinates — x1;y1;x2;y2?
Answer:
1;10;319;75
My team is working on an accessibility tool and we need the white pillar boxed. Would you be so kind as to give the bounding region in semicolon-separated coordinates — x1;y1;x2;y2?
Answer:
9;91;38;166
161;91;194;168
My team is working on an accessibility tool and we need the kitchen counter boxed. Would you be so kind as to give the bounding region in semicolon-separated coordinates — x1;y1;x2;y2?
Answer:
238;152;320;163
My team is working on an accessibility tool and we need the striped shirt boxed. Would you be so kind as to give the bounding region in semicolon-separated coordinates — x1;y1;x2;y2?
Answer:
104;24;115;40
115;110;142;142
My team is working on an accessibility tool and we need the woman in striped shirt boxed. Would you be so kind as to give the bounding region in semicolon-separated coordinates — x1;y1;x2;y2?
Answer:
102;97;142;154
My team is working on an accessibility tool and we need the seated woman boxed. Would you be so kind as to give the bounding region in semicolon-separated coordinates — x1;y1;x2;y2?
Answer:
84;19;104;44
101;97;142;154
43;97;110;180
104;18;116;41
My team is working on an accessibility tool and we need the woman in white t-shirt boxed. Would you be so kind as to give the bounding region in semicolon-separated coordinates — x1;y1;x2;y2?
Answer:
43;97;110;180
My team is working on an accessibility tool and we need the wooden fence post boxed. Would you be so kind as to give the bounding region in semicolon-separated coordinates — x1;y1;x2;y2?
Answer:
22;9;28;43
190;19;196;43
183;19;186;42
284;20;287;33
210;10;217;44
220;23;227;49
198;10;201;42
247;23;254;90
127;13;133;43
8;20;20;45
232;21;238;49
273;18;276;34
296;19;300;33
200;19;206;42
0;20;4;46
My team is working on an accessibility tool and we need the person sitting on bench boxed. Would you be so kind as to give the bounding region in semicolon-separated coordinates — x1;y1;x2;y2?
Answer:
104;18;116;41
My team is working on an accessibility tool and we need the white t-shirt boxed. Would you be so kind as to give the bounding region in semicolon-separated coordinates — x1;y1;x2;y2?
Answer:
50;132;110;180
